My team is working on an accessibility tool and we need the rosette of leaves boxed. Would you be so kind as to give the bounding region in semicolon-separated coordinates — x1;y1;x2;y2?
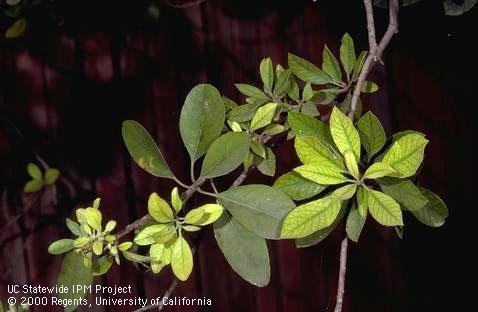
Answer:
277;107;448;245
23;162;60;193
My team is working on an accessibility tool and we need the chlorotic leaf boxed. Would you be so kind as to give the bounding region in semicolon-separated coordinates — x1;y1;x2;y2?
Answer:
48;239;75;255
330;107;361;160
184;204;224;226
44;168;60;185
344;150;359;179
294;164;348;185
273;171;325;201
27;163;43;180
134;224;175;246
331;183;357;200
250;103;277;131
411;187;448;227
363;162;397;180
357;111;386;159
288;111;333;143
171;187;183;213
24;179;43;193
367;189;403;226
356;186;368;217
288;53;332;85
148;192;174;223
171;236;193;281
294;135;344;170
84;208;102;230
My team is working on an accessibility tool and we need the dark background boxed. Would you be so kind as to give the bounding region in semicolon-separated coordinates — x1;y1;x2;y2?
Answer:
0;0;475;311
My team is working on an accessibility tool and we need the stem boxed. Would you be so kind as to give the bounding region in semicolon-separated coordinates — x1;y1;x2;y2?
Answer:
334;238;349;312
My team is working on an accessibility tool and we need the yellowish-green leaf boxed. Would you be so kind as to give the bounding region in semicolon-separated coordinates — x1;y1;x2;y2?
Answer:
263;123;286;136
382;133;429;178
352;51;367;82
250;140;266;158
367;189;403;226
92;240;103;256
356;186;368;217
44;168;60;185
361;81;379;93
171;187;182;213
330;107;361;160
104;220;116;232
294;136;344;170
260;57;274;93
27;163;43;180
228;121;242;132
294;164;348;185
73;237;89;248
322;45;342;82
92;256;113;276
357;111;386;160
340;33;356;76
5;18;27;39
24;179;43;193
363;162;397;180
184;204;224;226
273;171;325;201
134;224;175;246
281;196;342;238
66;218;82;236
48;239;75;255
118;242;133;251
344;150;359;179
85;208;102;230
171;236;193;281
250;102;277;131
148;192;174;223
331;183;357;200
288;111;333;143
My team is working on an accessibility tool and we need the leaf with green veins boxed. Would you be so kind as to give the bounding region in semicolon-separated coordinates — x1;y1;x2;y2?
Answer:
92;241;103;256
149;244;168;274
295;204;346;248
24;179;43;193
66;218;82;236
250;103;277;131
256;147;276;177
412;187;448;227
352;51;368;82
331;183;357;200
134;224;175;246
344;150;359;179
361;81;379;93
57;252;93;312
154;230;177;244
322;45;342;82
357;111;386;160
302;82;314;101
294;164;348;185
73;237;89;248
171;187;182;213
250;140;266;158
214;212;270;286
273;171;325;201
148;192;174;223
377;177;428;211
184;204;224;226
179;84;225;161
391;130;425;142
228;120;242;132
5;18;27;39
274;69;292;96
217;185;295;239
44;168;60;185
92;256;113;276
382;133;429;178
301;102;320;117
171;236;193;281
235;84;270;100
346;204;366;242
287;111;333;143
340;33;356;76
27;163;42;180
288;53;332;85
260;57;274;93
363;162;397;179
330;107;361;160
122;120;175;179
200;132;250;178
281;196;342;238
294;136;344;170
48;239;75;255
356;187;368;217
84;208;102;230
223;96;238;112
367;189;403;226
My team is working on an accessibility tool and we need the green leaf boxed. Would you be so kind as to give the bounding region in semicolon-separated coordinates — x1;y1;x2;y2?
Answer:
5;18;27;39
260;57;274;93
302;82;314;101
346;204;366;242
331;183;357;200
294;164;348;185
57;252;93;312
66;218;82;236
148;192;174;223
256;147;276;177
84;208;102;230
340;33;356;76
287;111;332;143
250;140;266;158
200;132;250;178
295;204;345;248
184;203;224;226
44;168;60;185
377;177;428;211
122;120;175;179
214;212;270;287
301;102;320;117
235;84;270;100
24;179;43;193
243;151;255;171
27;163;43;180
263;123;286;136
361;81;379;93
273;69;292;96
382;133;429;178
363;162;397;179
281;196;342;238
171;187;182;213
134;224;175;246
412;187;448;227
273;171;325;201
367;189;403;226
223;96;238;112
48;239;75;255
288;53;332;85
356;187;368;217
344;150;359;179
92;240;103;256
330;107;361;160
217;185;296;239
352;51;368;82
171;236;193;281
250;103;277;131
294;136;344;170
92;256;113;276
121;250;152;263
227;102;263;122
322;45;342;82
118;242;133;251
179;84;225;161
357;111;386;160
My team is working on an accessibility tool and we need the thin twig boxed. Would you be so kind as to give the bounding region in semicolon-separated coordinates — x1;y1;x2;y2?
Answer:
334;238;349;312
364;0;377;53
163;0;207;9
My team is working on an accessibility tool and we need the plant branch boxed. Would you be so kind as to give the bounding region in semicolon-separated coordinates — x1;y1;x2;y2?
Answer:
334;237;349;312
348;0;399;119
163;0;207;9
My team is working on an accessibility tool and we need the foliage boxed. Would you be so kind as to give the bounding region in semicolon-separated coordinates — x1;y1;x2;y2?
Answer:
23;163;60;193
